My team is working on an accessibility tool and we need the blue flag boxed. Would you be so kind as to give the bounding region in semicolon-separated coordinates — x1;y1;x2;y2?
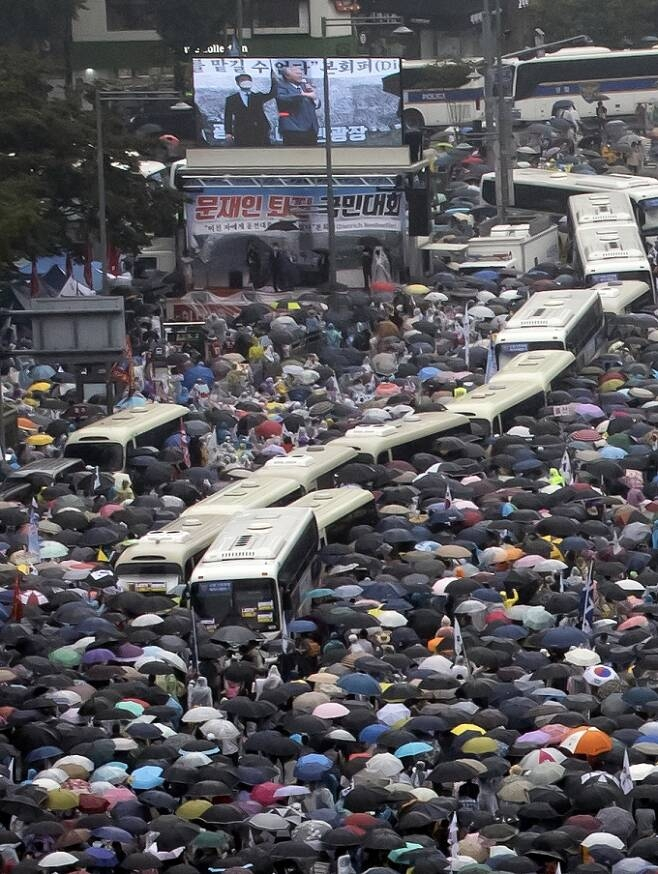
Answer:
485;341;497;383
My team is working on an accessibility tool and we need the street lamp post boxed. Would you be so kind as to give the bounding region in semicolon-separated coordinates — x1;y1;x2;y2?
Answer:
320;16;410;289
93;89;190;293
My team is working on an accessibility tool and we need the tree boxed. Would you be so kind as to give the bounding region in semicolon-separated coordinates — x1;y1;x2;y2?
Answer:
0;50;181;268
0;0;87;91
153;0;234;90
526;0;658;47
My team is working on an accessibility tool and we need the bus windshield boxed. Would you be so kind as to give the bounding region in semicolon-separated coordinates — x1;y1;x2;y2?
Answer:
496;340;564;367
192;579;278;632
65;442;124;471
638;197;658;235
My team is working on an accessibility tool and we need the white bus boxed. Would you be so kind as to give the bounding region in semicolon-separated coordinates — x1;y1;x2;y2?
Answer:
494;291;604;368
444;350;575;435
64;403;189;472
181;475;307;518
332;412;471;464
190;508;320;637
402;47;658;130
291;488;377;545
115;516;227;597
596;279;655;315
250;445;357;494
572;223;653;289
115;474;310;596
568;192;635;229
489;348;579;390
480;169;658;239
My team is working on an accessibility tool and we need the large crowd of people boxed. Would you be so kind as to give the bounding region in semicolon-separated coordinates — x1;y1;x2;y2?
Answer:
0;259;658;874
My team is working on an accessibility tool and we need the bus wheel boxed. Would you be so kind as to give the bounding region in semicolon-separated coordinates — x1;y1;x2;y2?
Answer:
403;108;425;130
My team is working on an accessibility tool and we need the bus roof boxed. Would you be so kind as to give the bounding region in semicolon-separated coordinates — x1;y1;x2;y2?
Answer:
199;508;315;564
501;289;601;331
65;403;188;444
291;488;375;533
568;191;635;225
332;412;470;456
596;280;652;313
482;168;658;195
116;516;226;569
488;349;576;391
575;223;646;264
250;444;357;488
181;475;302;518
442;381;546;424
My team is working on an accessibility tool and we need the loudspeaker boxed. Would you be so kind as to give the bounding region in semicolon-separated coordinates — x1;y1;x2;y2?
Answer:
407;188;430;236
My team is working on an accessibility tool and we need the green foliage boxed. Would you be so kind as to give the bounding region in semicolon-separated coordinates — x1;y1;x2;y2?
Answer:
0;0;85;50
0;49;181;267
401;63;472;90
152;0;234;54
527;0;658;47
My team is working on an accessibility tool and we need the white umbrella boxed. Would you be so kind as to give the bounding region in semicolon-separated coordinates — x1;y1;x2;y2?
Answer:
181;706;223;723
200;719;240;740
365;752;404;777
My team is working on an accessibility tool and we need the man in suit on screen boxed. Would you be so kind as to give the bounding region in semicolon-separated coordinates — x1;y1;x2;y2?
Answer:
224;73;275;147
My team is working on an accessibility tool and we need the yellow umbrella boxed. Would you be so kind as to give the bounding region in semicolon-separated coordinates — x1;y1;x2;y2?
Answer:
404;284;430;295
47;788;80;810
26;434;54;446
176;799;212;820
28;381;52;393
462;736;498;755
451;723;487;736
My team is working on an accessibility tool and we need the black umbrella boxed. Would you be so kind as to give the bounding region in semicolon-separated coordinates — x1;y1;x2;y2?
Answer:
244;731;301;757
212;626;263;645
122;853;162;870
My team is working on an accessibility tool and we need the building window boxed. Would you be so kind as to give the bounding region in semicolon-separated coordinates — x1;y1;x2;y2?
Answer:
252;0;301;29
106;0;156;31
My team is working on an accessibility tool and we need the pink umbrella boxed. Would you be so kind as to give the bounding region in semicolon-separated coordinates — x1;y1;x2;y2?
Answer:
539;724;573;744
514;555;548;569
516;730;551;746
100;504;123;518
312;702;350;719
96;786;137;807
573;403;604;418
617;615;649;631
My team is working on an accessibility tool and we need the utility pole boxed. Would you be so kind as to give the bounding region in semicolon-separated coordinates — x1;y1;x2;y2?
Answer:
482;0;495;160
95;90;109;294
492;2;512;220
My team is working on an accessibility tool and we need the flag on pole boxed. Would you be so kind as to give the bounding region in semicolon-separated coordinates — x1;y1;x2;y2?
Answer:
463;307;470;369
453;617;463;660
84;242;93;287
27;500;40;558
179;418;191;468
558;570;564;593
581;561;595;634
11;575;22;622
448;812;459;867
559;449;573;485
444;482;452;508
93;466;101;492
484;341;497;383
620;748;633;795
30;260;40;298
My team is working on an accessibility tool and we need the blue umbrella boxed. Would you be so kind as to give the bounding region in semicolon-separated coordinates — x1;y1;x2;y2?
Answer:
183;363;215;390
294;753;333;781
394;742;433;758
83;848;119;868
489;624;528;640
542;627;590;648
25;745;64;764
359;723;389;744
472;588;502;603
288;619;319;633
91;827;135;843
337;673;382;697
304;588;337;600
560;536;591;552
623;687;658;706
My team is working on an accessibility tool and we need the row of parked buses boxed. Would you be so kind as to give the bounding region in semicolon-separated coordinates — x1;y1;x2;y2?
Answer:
53;278;651;636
